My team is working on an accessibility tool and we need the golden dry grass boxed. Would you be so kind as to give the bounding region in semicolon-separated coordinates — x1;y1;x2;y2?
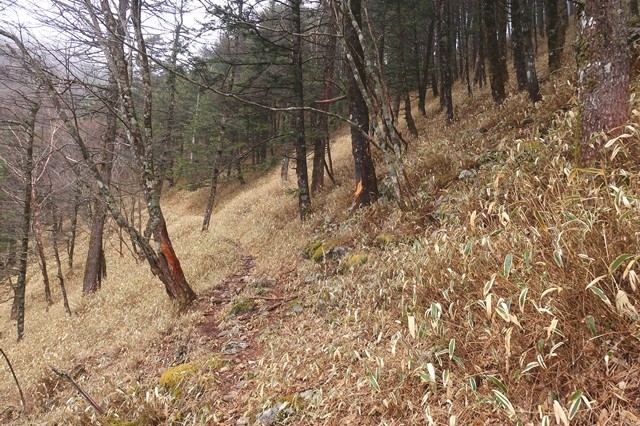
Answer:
2;33;640;426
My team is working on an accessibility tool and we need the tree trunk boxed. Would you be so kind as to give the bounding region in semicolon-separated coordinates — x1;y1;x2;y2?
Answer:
31;190;52;307
523;0;542;102
631;0;639;16
12;103;38;340
343;0;379;206
577;0;629;162
67;181;80;269
512;0;529;91
291;0;311;220
417;20;436;116
311;23;336;193
437;0;454;122
83;79;117;293
202;138;222;231
51;213;71;316
545;0;562;72
484;0;506;103
396;3;418;136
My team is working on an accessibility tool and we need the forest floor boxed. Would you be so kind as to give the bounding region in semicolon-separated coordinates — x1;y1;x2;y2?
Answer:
3;43;640;425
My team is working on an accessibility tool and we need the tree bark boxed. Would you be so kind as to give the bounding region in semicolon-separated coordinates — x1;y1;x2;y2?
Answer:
523;0;542;102
51;213;71;316
67;181;80;269
512;0;529;91
83;80;117;293
545;0;562;72
343;0;379;206
577;0;629;162
290;0;311;220
11;103;38;340
437;0;454;122
484;0;506;103
31;190;52;306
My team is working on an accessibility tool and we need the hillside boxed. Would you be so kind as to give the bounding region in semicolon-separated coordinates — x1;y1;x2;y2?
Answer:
2;55;640;425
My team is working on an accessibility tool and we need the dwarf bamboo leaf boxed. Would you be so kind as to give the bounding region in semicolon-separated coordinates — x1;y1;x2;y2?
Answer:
492;389;516;419
609;253;636;274
449;339;455;360
487;375;508;394
588;286;612;306
503;253;513;278
521;361;539;374
568;391;583;419
586;315;597;336
518;288;528;313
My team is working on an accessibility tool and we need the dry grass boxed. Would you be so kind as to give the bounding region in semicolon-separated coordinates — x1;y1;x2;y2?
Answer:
3;36;640;425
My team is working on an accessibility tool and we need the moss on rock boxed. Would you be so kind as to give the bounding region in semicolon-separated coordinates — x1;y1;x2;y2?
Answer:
227;299;257;317
159;363;196;390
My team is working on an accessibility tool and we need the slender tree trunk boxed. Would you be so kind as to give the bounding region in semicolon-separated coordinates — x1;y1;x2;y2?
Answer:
51;215;71;316
201;141;222;231
417;20;435;116
312;21;336;195
631;0;639;16
438;0;454;122
396;3;418;136
291;0;311;220
577;0;629;162
484;0;506;103
161;0;186;188
67;181;80;269
12;103;38;340
31;191;52;307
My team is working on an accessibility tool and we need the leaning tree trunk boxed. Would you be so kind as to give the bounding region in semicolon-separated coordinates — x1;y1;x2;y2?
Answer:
31;189;52;307
342;0;379;206
577;0;629;163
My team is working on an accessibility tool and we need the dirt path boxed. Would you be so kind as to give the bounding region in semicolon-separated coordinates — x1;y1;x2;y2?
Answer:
194;239;298;423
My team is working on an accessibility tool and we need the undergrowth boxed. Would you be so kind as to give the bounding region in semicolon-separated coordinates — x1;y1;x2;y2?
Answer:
2;44;640;426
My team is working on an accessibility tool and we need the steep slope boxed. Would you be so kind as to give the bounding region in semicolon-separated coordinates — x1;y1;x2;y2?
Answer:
2;52;640;426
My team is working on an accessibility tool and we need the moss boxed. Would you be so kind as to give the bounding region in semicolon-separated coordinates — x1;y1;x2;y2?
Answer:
159;363;196;390
339;252;368;270
375;233;396;247
227;299;257;317
303;241;323;258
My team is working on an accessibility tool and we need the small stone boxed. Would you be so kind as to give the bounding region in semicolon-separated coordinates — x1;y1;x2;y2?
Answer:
329;246;350;260
458;169;477;180
293;304;304;314
236;417;250;426
223;391;238;402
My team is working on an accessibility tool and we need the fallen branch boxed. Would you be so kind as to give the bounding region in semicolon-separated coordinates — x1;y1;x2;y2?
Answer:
0;348;26;414
50;366;103;415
